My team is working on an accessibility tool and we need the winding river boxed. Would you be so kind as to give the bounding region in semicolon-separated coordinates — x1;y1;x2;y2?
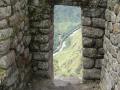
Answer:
53;28;81;56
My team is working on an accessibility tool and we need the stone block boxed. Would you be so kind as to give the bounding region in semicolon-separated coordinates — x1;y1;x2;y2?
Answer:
94;38;103;48
117;50;120;64
92;18;105;29
105;9;116;23
83;57;95;69
110;33;120;45
116;12;120;23
34;34;49;43
40;43;50;52
107;22;113;33
98;0;107;8
34;70;50;78
83;8;105;18
82;17;91;26
83;37;94;48
98;48;104;55
83;68;101;80
0;39;10;55
0;51;16;69
33;61;49;70
83;27;104;38
83;48;97;58
105;29;110;38
8;13;25;27
0;28;13;40
5;70;18;86
0;0;10;6
112;23;120;33
32;52;49;61
39;29;50;34
24;48;30;59
0;6;11;20
107;0;118;10
31;20;50;28
95;59;102;69
23;36;31;47
110;43;118;58
10;36;18;49
0;19;8;29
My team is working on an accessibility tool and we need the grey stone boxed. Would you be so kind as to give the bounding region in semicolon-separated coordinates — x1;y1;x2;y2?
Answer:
107;22;113;33
40;43;50;52
82;17;91;26
38;62;49;70
0;19;8;29
83;69;101;80
39;29;50;34
23;36;31;47
31;20;50;28
105;28;110;38
0;39;10;55
105;9;116;23
6;70;19;86
10;36;18;49
0;28;13;40
94;38;103;48
0;0;10;6
83;57;95;69
107;0;118;10
109;43;118;58
33;52;49;61
98;48;104;55
83;8;105;18
116;12;120;23
34;70;50;78
83;37;94;48
110;33;120;45
0;6;11;20
24;48;30;58
0;51;16;69
34;34;49;43
95;59;102;69
83;48;97;58
92;18;105;28
117;50;120;64
83;27;104;38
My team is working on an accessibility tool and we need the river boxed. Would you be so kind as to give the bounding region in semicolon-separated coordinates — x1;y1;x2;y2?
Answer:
53;28;81;56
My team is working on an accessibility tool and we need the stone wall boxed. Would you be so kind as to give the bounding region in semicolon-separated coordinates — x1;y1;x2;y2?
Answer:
29;0;53;79
0;0;31;90
82;0;106;81
28;0;107;81
2;0;120;90
101;0;120;90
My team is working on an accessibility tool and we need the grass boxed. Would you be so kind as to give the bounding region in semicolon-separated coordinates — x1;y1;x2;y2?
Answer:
54;30;83;77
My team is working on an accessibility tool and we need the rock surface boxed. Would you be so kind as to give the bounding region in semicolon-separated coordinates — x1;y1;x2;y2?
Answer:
26;78;100;90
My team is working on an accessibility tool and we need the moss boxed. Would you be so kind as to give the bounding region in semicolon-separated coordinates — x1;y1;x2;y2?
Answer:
0;68;6;77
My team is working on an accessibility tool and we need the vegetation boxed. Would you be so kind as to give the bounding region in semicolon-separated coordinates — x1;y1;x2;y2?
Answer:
54;30;83;77
53;5;82;78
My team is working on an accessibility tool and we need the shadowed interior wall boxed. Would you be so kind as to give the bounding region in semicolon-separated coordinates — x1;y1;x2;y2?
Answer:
29;0;107;81
0;0;31;90
29;0;54;79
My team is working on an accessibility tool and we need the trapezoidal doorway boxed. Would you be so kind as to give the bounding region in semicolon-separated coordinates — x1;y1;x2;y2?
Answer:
53;5;83;83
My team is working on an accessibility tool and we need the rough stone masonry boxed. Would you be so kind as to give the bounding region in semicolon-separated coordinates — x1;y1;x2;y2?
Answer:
0;0;120;90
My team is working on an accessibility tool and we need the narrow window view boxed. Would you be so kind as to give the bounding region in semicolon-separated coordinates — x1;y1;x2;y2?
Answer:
53;5;83;82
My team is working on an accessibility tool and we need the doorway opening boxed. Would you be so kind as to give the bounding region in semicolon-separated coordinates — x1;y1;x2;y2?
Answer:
53;5;83;83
